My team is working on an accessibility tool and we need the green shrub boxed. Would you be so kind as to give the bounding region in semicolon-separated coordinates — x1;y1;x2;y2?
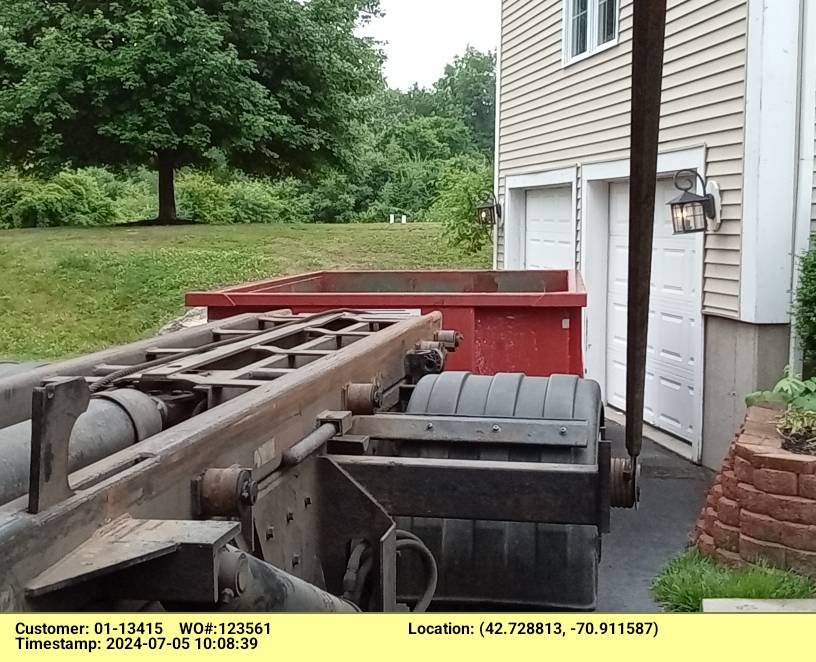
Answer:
84;167;156;222
652;549;815;612
0;169;33;228
745;366;816;411
228;178;312;224
794;247;816;369
427;159;493;254
176;170;233;224
7;170;115;228
306;169;359;223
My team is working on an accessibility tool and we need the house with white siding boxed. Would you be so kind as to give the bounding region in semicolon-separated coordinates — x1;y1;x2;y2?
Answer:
493;0;816;468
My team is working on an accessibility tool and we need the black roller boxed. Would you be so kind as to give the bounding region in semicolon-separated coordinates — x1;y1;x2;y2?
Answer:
399;372;603;611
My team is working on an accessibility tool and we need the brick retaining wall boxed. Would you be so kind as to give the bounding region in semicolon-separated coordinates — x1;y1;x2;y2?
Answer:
693;405;816;577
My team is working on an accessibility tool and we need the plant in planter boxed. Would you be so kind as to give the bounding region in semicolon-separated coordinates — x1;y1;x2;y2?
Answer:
745;367;816;410
777;408;816;456
746;367;816;456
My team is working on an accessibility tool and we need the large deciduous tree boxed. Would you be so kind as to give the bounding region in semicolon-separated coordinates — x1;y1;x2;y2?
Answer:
434;47;496;157
0;0;381;221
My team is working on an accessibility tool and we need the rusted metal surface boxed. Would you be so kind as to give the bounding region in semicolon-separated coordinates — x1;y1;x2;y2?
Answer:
345;382;381;414
347;414;589;447
186;270;587;377
0;312;274;429
27;378;90;514
0;311;442;611
625;0;668;468
0;305;628;612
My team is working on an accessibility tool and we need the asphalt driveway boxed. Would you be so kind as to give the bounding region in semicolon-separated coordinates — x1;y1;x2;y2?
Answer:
597;420;713;612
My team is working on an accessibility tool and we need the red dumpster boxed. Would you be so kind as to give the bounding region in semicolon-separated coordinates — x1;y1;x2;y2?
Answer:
186;270;586;377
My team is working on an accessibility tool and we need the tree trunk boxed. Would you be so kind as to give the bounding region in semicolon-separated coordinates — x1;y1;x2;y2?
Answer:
157;150;177;222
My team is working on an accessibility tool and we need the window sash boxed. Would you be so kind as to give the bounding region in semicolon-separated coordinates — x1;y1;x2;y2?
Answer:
571;0;588;57
565;0;618;62
597;0;617;45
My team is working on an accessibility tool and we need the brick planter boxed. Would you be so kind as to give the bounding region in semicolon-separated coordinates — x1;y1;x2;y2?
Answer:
693;405;816;577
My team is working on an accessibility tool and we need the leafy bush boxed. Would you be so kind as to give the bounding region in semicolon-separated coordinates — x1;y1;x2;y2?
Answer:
176;171;233;224
5;170;115;228
428;159;493;254
794;247;816;368
84;167;157;222
0;169;33;228
745;366;816;411
229;178;312;225
652;549;815;613
305;169;359;224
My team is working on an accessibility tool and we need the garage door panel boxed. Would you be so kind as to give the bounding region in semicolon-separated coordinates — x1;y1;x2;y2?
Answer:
605;180;701;444
525;187;573;269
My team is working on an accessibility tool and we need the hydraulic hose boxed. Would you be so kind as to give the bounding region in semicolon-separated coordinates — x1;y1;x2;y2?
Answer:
396;530;438;613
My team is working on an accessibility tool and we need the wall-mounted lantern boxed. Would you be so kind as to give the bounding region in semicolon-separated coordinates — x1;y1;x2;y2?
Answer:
667;170;721;234
476;194;502;227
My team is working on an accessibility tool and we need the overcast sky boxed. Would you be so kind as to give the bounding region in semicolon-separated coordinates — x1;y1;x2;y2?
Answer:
360;0;501;90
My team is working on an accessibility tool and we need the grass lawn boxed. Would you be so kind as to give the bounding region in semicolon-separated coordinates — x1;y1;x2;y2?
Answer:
0;223;490;360
652;550;816;612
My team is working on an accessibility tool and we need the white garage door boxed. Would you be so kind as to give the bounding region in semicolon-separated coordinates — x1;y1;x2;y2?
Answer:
605;180;701;443
525;187;573;269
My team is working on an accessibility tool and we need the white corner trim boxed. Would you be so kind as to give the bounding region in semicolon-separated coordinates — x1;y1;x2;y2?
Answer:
581;146;706;463
790;0;816;367
503;167;578;270
740;0;802;324
492;8;503;271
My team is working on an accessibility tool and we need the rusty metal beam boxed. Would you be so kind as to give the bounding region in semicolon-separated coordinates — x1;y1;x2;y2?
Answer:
334;455;601;525
0;312;442;611
626;0;668;460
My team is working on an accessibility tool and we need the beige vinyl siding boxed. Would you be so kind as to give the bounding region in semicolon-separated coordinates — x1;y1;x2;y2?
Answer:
496;0;747;318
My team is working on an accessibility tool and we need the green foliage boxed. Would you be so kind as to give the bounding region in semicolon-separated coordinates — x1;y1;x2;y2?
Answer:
0;20;497;229
777;408;816;455
794;247;816;363
434;47;497;156
652;549;816;613
745;366;816;411
429;159;493;254
1;170;115;228
176;171;313;224
0;0;383;216
229;178;312;225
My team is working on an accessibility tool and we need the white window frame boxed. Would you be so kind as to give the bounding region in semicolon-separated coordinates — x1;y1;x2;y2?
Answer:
562;0;620;67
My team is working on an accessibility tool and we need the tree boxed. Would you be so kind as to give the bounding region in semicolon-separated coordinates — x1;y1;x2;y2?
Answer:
0;0;381;221
434;47;497;156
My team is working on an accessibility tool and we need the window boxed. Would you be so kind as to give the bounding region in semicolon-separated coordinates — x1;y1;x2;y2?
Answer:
564;0;619;64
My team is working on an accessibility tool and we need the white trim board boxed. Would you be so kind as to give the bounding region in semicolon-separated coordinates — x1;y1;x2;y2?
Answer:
580;146;707;464
492;2;504;271
790;0;816;368
503;167;578;270
740;0;802;323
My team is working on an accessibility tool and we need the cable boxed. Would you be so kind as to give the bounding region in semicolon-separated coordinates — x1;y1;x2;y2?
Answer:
396;530;438;613
342;540;370;603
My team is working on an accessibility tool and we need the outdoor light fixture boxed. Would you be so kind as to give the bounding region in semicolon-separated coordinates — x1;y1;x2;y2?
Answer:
667;169;721;234
476;194;501;226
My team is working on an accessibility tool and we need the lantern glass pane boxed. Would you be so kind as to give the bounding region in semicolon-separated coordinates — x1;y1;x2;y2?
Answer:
670;202;706;234
684;202;706;232
671;205;684;234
